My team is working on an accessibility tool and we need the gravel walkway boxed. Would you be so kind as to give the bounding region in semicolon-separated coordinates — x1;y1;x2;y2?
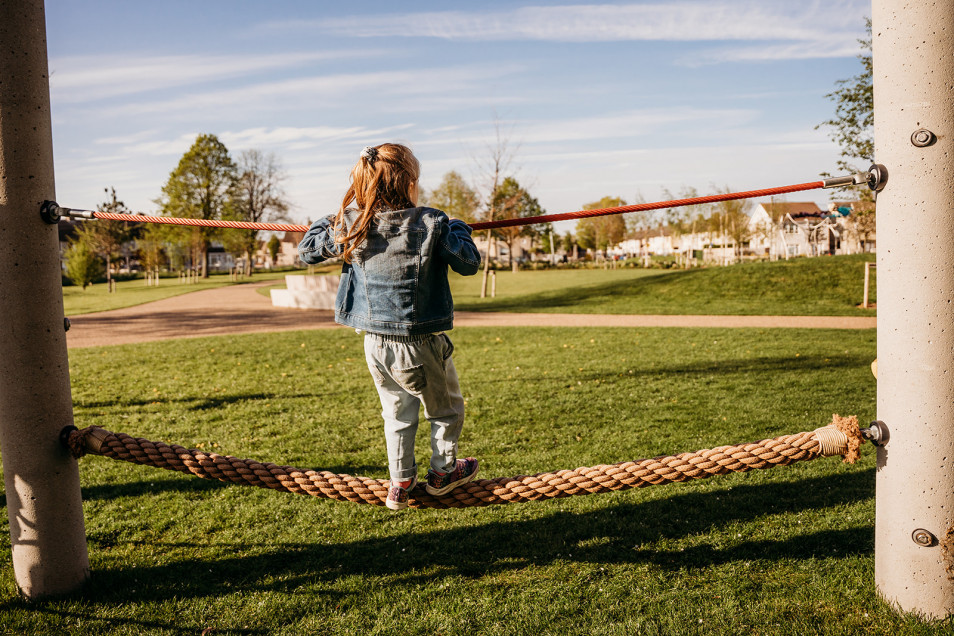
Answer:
65;280;877;349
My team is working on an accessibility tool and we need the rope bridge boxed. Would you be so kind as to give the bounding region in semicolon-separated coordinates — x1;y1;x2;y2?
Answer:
45;166;884;234
64;415;867;509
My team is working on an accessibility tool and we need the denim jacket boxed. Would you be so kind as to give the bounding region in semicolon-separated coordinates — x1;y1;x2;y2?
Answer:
297;206;481;336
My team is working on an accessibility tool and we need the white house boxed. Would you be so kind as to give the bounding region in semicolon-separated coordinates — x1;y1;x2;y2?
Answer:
609;200;875;264
255;231;306;269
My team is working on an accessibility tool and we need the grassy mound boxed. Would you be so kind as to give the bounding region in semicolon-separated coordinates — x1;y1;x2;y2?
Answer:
453;254;877;316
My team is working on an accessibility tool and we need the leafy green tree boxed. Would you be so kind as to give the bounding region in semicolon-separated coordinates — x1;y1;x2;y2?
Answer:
818;19;873;182
561;231;577;260
576;197;627;254
491;177;547;270
73;188;135;292
64;236;103;289
267;235;281;266
817;18;875;245
423;171;480;224
225;149;290;276
157;134;237;277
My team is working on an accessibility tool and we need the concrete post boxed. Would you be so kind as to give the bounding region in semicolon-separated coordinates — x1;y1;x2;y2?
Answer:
0;0;90;597
873;0;954;618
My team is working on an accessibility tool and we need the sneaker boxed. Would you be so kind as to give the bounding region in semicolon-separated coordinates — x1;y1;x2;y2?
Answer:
386;475;417;511
425;458;479;496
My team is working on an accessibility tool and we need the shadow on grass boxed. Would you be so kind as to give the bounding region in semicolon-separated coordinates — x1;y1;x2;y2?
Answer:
77;461;386;503
8;469;873;622
5;609;267;636
75;391;319;411
455;269;692;313
476;353;871;389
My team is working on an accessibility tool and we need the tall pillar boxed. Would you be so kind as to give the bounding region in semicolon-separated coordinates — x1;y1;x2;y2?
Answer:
873;0;954;618
0;0;89;597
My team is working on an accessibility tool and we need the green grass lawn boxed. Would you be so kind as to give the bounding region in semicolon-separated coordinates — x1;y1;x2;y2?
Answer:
86;255;876;319
2;326;943;634
452;254;877;316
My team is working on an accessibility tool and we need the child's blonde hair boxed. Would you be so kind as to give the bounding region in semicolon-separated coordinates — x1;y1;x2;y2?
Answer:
333;143;421;262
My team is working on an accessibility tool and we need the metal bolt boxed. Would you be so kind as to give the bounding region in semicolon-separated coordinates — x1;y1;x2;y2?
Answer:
866;164;889;193
862;420;890;447
40;200;62;224
911;128;937;147
912;528;936;547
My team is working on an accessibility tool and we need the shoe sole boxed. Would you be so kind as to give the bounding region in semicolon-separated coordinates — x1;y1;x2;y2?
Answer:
425;464;479;496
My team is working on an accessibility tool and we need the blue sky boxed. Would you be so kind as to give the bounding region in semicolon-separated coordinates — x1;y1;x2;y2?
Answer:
45;0;870;231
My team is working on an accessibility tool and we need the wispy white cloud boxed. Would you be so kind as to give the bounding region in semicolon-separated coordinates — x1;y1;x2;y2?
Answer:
83;62;526;119
519;107;758;144
413;106;759;153
266;1;865;45
220;124;415;150
683;39;863;66
50;50;386;102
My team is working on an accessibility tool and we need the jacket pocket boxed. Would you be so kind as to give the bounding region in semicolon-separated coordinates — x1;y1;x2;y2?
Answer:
392;364;427;394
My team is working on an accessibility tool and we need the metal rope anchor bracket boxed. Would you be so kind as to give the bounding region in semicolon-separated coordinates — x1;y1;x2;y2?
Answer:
822;163;889;193
40;200;95;224
861;420;890;447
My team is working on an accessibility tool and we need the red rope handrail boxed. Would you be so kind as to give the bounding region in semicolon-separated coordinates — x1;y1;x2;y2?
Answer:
469;181;824;231
66;179;827;233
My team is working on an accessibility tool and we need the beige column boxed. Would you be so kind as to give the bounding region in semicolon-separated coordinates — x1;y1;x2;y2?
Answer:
873;0;954;618
0;0;90;597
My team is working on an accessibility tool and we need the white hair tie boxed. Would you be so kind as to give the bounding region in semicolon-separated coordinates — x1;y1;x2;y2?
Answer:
360;146;378;164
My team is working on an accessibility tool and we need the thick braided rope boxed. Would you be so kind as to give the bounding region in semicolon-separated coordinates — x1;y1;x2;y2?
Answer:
67;416;862;509
83;180;824;234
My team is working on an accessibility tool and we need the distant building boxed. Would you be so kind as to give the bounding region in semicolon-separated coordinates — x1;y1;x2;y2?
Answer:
611;200;875;264
254;231;306;269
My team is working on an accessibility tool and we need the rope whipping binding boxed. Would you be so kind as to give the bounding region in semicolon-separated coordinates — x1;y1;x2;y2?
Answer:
64;415;871;510
44;165;887;233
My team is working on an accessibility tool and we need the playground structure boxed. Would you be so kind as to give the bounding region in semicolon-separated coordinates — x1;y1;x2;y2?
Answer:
1;0;953;620
269;274;340;310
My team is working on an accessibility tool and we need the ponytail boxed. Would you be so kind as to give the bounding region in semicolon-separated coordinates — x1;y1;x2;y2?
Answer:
333;143;421;262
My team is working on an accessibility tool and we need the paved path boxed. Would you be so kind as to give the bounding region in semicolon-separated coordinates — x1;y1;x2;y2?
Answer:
65;280;877;349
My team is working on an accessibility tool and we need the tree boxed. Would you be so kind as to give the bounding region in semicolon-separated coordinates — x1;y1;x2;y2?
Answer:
560;231;577;260
138;224;168;273
754;197;790;260
157;134;237;278
845;201;877;253
491;177;546;270
660;187;711;264
712;187;753;259
423;171;480;224
818;19;873;183
267;235;281;265
64;236;103;290
226;149;290;276
473;120;518;296
576;197;627;256
75;188;134;292
817;18;876;248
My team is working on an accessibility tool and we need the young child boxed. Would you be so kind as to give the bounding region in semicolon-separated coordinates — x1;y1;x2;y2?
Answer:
298;143;482;510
